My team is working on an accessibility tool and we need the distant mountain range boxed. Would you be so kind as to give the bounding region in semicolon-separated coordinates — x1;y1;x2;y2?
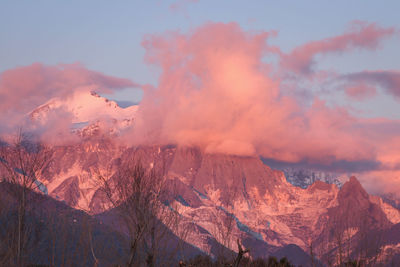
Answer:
1;91;399;266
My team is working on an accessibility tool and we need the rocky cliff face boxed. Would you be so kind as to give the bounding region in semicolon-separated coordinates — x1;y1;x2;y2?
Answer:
37;143;400;264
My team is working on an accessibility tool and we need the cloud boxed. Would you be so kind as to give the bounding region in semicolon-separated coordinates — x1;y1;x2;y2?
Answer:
130;22;283;155
262;157;382;173
28;107;79;146
123;22;400;197
345;83;377;100
356;134;400;197
1;22;399;197
128;23;381;161
280;21;396;75
169;0;198;12
0;63;138;142
341;70;400;99
0;63;136;113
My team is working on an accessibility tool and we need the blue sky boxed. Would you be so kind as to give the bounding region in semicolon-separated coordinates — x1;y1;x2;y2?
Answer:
1;0;399;117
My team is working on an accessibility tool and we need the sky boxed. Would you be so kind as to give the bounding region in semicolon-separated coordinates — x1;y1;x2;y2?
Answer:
1;1;400;196
1;0;400;117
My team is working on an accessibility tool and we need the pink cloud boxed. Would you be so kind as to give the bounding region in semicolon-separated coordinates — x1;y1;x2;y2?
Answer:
342;70;400;99
1;23;399;197
131;23;283;155
281;21;395;74
169;0;198;12
128;23;379;163
124;22;400;196
355;134;400;198
0;63;138;140
0;63;137;113
345;83;377;100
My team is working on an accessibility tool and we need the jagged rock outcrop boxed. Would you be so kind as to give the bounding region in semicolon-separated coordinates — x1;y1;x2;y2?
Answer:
36;144;400;265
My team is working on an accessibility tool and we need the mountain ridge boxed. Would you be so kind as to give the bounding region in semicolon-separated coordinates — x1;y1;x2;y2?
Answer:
31;142;400;264
2;92;399;264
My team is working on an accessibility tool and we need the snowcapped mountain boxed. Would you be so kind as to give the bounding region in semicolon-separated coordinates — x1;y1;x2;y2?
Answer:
30;90;138;136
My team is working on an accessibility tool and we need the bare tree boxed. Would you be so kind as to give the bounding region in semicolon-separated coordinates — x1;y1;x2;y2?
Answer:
0;192;15;266
161;185;195;265
308;238;316;267
96;160;178;266
355;216;386;266
232;239;249;267
206;187;239;263
0;131;52;266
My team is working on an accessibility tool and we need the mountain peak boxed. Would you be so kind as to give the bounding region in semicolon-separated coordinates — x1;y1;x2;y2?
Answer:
29;90;138;137
348;175;360;184
338;176;370;207
344;176;365;192
90;90;101;98
31;90;138;122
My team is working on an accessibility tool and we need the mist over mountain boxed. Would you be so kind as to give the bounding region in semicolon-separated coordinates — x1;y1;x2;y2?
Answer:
2;92;399;265
0;86;398;265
